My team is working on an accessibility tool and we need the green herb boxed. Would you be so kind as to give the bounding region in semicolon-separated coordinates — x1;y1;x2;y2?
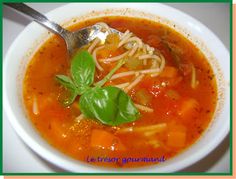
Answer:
70;50;95;89
55;50;94;105
55;50;140;126
79;86;139;126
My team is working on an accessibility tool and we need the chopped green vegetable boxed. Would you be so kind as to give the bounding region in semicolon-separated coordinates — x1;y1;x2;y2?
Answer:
135;89;152;106
125;57;143;70
166;90;180;100
55;50;140;126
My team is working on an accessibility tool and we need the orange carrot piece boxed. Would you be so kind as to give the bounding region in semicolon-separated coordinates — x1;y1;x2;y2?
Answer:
97;46;124;59
90;129;126;151
177;98;199;119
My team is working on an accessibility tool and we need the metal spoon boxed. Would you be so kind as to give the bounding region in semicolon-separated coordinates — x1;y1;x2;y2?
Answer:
4;3;122;55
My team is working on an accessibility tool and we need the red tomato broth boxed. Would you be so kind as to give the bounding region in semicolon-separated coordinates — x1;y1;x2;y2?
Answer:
23;16;217;168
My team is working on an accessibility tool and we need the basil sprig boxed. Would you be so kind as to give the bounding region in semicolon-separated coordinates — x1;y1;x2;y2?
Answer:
56;50;140;126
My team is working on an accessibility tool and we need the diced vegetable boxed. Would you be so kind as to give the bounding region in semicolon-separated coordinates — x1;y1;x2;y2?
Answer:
177;98;199;119
135;89;153;106
103;33;120;52
159;66;178;78
106;33;120;45
166;90;180;100
125;57;143;70
105;43;118;52
167;131;186;147
96;48;110;59
90;129;126;151
166;122;186;147
97;47;124;60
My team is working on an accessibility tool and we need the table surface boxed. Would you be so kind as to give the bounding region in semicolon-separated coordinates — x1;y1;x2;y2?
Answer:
3;3;230;173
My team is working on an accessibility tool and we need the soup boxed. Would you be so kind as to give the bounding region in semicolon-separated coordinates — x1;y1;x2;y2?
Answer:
23;17;217;168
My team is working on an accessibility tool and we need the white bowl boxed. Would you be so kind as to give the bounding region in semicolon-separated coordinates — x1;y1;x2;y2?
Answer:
3;3;230;172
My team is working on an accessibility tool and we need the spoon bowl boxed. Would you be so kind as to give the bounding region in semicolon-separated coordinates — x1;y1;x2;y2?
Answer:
5;3;122;55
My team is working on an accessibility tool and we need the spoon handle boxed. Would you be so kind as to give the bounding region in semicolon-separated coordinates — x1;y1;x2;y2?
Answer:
4;3;71;41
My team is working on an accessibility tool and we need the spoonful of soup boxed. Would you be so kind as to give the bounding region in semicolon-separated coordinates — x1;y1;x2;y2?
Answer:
4;3;122;55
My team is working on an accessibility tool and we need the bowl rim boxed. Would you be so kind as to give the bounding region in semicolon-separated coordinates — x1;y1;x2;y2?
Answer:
3;3;230;173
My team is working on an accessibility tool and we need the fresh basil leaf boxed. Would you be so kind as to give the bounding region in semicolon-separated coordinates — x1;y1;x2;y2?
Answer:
71;50;95;88
55;75;76;91
56;51;140;124
79;86;140;126
55;50;95;106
